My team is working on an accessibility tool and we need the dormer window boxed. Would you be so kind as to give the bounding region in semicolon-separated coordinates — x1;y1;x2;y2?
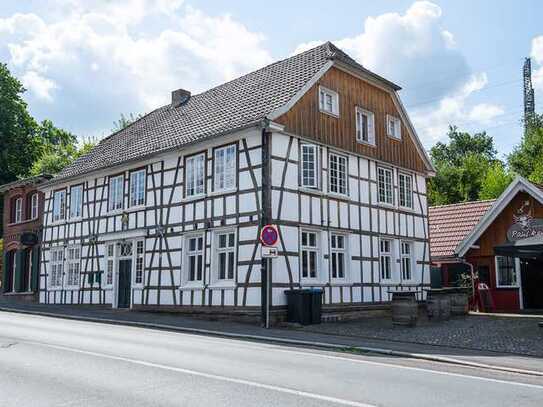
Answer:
318;86;339;116
387;115;402;140
356;107;375;145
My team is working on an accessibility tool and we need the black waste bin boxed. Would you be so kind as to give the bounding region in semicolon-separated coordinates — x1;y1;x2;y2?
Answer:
285;289;322;325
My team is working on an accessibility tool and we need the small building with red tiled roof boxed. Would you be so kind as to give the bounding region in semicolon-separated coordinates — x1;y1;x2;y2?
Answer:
429;177;543;312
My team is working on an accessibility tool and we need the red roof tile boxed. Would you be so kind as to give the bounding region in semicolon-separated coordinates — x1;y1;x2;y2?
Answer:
429;200;495;259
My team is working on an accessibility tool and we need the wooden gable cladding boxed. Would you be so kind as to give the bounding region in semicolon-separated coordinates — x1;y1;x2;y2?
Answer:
468;192;543;258
274;66;428;173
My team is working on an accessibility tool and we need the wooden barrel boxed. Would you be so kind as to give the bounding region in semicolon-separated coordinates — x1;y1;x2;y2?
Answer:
450;288;469;316
426;289;451;320
390;291;418;327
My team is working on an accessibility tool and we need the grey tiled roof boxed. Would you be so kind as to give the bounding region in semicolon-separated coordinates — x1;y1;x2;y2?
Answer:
54;42;399;182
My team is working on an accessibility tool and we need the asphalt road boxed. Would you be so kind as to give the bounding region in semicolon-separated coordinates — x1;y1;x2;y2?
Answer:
0;312;542;407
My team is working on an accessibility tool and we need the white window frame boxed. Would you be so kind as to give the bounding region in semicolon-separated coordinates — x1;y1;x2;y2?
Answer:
14;197;23;223
328;152;348;195
355;107;375;146
300;229;321;282
377;167;394;206
52;190;66;222
69;185;83;219
330;233;348;281
64;246;81;289
387;115;402;140
182;233;205;286
129;169;146;208
379;239;395;282
49;247;64;290
108;175;124;212
212;229;236;286
213;145;237;192
300;143;319;189
185;153;206;198
104;243;115;289
398;173;413;209
30;193;39;220
133;239;145;287
318;86;339;116
495;256;520;288
400;241;414;282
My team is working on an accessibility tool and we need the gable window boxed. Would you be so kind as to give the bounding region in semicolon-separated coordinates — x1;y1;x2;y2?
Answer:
65;246;81;289
214;145;236;192
398;173;413;209
14;197;23;223
129;169;146;207
104;243;115;288
318;86;339;116
53;190;66;222
331;234;347;280
301;144;319;188
495;256;519;287
387;115;402;139
134;240;145;286
109;175;124;211
186;153;205;197
356;107;375;145
377;167;393;205
329;153;348;195
30;193;39;220
50;248;64;289
380;239;393;281
401;241;413;281
69;185;83;218
185;235;204;282
215;231;236;281
301;230;319;280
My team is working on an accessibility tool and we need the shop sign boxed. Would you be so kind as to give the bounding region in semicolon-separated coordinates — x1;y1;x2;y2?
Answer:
508;200;543;241
20;232;38;246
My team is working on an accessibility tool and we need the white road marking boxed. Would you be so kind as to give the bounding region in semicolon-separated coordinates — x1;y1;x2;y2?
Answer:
25;340;377;407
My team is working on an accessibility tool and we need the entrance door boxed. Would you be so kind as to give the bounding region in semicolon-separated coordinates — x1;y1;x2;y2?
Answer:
118;259;132;308
521;259;543;310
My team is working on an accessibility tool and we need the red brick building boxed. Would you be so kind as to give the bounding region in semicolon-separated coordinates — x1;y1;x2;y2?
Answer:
1;175;51;300
429;177;543;312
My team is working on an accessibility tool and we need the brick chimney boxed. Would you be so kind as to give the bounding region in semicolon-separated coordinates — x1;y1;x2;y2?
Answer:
171;88;191;107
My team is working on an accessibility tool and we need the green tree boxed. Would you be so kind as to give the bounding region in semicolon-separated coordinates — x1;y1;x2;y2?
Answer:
508;114;543;183
112;112;143;133
479;161;514;200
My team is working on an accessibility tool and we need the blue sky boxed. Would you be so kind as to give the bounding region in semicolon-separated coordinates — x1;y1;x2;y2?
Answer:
1;0;542;159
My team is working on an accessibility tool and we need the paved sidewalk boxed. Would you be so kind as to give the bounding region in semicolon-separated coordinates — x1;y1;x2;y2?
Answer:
1;300;542;376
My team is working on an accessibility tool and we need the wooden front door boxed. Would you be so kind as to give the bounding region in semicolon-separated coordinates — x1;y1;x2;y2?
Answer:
118;259;132;308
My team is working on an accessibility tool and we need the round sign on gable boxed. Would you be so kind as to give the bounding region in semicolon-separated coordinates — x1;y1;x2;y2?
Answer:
260;225;279;247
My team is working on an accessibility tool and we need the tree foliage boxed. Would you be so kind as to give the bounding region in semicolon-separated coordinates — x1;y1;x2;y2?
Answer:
508;114;543;183
479;161;514;200
112;112;143;133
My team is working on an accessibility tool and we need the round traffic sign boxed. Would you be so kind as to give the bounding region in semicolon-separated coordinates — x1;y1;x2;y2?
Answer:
260;225;279;247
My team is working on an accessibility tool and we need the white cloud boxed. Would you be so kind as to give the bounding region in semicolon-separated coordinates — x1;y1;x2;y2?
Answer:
0;1;272;137
531;35;543;91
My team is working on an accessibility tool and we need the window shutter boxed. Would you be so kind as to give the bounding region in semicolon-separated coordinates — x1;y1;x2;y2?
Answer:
96;271;101;285
368;113;375;144
2;252;9;293
31;247;40;292
14;250;24;292
88;270;94;285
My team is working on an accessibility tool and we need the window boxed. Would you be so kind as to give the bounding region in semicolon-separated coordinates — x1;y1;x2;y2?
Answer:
401;241;413;281
130;169;146;207
50;248;64;289
398;173;413;209
30;193;39;220
495;256;519;287
69;185;83;218
109;175;124;211
134;240;145;285
14;197;23;223
216;231;235;281
301;144;319;188
387;115;402;139
318;86;339;116
53;190;66;222
380;239;393;281
331;234;346;280
105;243;115;288
65;246;81;288
214;145;236;192
185;235;204;282
377;167;393;205
186;153;205;197
329;153;348;195
301;231;319;280
356;107;375;145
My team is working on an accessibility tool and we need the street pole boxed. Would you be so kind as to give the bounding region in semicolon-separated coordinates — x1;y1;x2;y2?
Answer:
266;257;271;329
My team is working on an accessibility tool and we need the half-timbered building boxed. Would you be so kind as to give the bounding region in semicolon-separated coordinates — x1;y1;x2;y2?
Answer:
38;42;434;322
